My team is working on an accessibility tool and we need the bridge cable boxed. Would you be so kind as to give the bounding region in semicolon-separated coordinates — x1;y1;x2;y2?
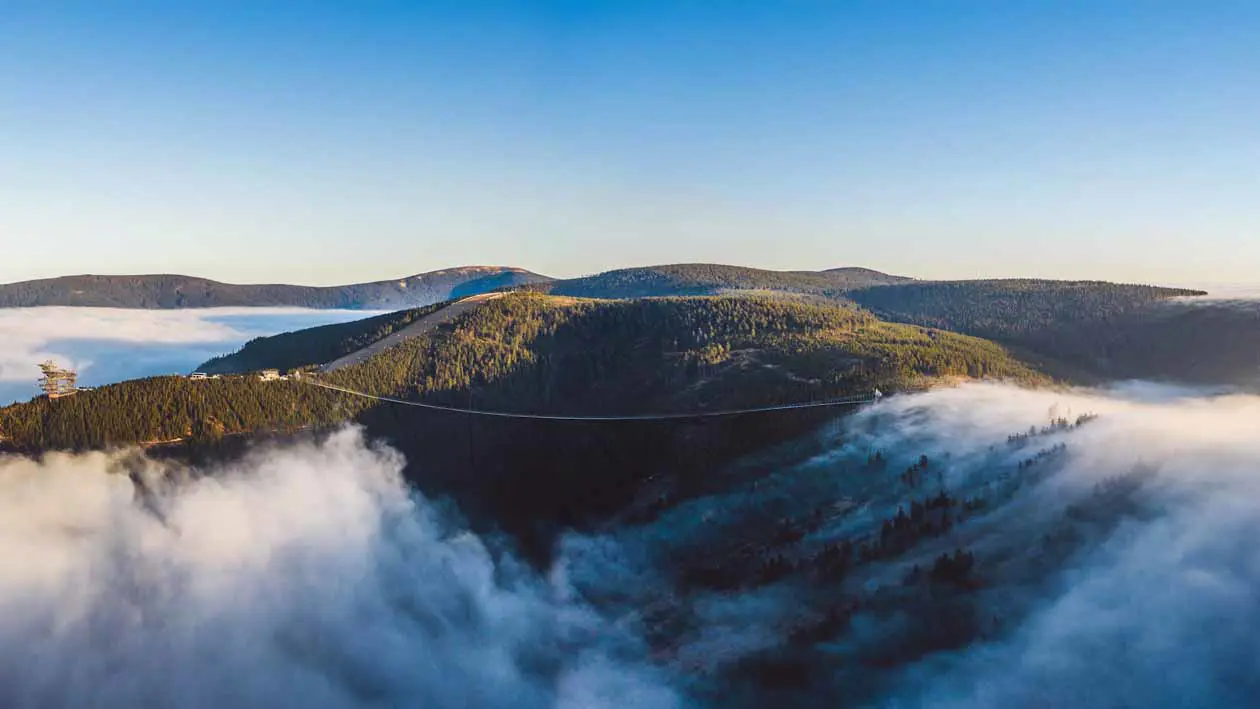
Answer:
300;378;877;422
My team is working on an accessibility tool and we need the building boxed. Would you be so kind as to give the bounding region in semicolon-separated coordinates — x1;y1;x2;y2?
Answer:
258;369;281;381
189;372;209;380
38;361;78;399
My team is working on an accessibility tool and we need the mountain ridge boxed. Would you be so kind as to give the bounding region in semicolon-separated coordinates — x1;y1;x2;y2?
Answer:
544;263;912;300
0;263;918;309
0;266;550;309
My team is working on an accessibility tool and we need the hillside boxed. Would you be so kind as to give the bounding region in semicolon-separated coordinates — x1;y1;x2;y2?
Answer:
1;293;1044;453
847;279;1204;338
1090;298;1260;384
0;266;550;309
202;273;1244;385
199;301;453;375
0;376;353;451
847;279;1222;380
323;292;1044;415
540;263;911;300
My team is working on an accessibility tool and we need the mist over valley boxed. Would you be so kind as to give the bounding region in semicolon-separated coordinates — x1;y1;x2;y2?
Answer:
5;382;1260;707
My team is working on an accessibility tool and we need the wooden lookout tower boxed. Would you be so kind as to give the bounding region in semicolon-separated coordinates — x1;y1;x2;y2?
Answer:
38;360;78;399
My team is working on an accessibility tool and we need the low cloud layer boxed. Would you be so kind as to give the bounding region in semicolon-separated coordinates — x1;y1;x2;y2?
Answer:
3;383;1260;707
1180;282;1260;300
561;383;1260;707
0;428;677;709
0;307;375;404
869;384;1260;707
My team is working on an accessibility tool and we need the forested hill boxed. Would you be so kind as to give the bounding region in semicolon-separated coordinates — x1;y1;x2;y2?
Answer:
847;279;1205;338
844;280;1253;382
539;264;911;300
202;273;1238;385
0;293;1045;452
0;266;549;309
320;293;1045;415
199;301;451;375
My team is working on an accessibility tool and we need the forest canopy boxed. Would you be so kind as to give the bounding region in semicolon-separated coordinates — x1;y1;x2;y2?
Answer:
0;293;1045;452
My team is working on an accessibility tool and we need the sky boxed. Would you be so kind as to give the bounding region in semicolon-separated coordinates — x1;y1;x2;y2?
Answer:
2;1;1258;286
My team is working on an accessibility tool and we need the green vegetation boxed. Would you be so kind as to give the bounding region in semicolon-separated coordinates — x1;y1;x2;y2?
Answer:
538;263;908;300
0;292;1043;452
200;301;450;374
0;376;359;452
525;274;1251;386
848;279;1216;379
848;279;1203;340
323;292;1046;414
1086;301;1260;383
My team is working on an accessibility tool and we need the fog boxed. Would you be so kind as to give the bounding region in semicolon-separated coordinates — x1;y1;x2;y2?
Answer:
3;383;1260;707
0;428;678;709
562;383;1260;707
0;307;378;405
1180;282;1260;300
871;384;1260;708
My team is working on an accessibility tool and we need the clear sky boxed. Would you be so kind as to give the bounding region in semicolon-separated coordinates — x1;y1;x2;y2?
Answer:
2;1;1257;285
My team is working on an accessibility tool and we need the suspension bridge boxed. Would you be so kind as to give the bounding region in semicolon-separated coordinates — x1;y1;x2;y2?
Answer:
300;377;881;422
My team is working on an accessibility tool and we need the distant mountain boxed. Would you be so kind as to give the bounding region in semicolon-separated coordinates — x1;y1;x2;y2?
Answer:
0;267;551;309
540;263;911;300
847;279;1218;381
848;279;1204;336
0;263;911;308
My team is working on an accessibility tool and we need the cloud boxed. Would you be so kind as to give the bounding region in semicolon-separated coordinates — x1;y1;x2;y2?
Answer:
558;383;1260;706
5;381;1260;707
862;384;1260;708
1180;283;1260;300
0;306;375;404
1167;283;1260;315
0;428;679;709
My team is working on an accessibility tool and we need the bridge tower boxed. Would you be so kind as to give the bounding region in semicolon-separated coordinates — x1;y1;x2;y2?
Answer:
38;361;78;399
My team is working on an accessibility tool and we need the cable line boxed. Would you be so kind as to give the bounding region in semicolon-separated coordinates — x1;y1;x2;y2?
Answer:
300;378;880;422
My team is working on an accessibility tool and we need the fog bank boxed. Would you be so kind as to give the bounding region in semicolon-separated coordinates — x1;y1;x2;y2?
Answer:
4;382;1260;707
560;383;1260;707
870;384;1260;707
0;429;677;709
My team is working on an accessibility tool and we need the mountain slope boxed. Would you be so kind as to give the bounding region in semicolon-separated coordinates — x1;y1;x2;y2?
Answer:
200;269;1236;385
542;264;911;300
846;280;1233;381
2;292;1045;452
847;279;1205;338
198;301;454;375
321;292;1045;416
0;266;550;309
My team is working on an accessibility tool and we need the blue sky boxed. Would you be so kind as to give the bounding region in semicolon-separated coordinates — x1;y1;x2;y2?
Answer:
2;1;1257;285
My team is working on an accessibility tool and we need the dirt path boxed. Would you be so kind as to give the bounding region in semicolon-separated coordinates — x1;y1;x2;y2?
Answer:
320;293;502;372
